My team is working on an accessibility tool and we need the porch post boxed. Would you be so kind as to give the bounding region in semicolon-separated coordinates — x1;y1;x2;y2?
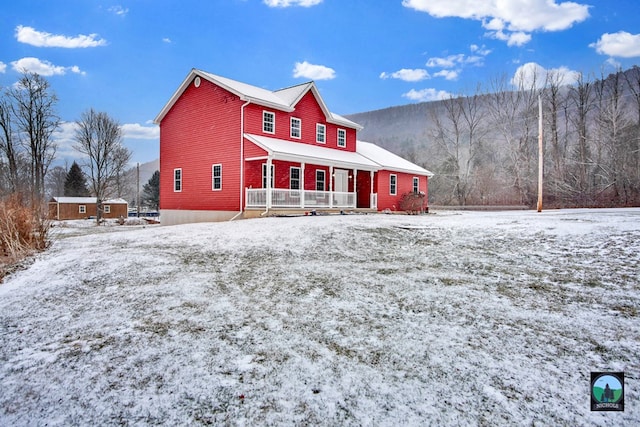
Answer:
266;157;273;209
353;169;358;209
300;162;305;209
370;170;375;209
329;166;334;209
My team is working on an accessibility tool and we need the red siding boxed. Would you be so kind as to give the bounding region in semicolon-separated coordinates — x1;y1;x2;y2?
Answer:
160;78;244;211
376;171;428;212
244;91;357;152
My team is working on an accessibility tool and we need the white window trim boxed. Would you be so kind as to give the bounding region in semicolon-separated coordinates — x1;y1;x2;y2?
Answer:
263;111;275;134
290;166;301;190
212;164;222;191
316;169;325;191
290;117;301;139
390;174;397;195
174;168;182;192
337;128;346;148
79;205;86;214
104;205;111;214
316;123;326;144
262;163;275;188
413;177;419;193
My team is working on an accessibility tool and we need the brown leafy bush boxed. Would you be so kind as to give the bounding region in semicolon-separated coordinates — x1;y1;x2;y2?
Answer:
0;195;50;281
399;191;426;214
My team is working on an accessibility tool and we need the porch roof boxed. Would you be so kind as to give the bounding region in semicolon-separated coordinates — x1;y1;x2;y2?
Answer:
357;140;434;177
244;134;380;171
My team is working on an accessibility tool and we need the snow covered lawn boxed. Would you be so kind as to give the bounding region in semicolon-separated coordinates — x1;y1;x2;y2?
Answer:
1;209;638;425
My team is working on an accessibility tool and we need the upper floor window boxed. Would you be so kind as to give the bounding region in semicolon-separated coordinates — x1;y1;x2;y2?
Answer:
212;164;222;191
337;129;346;147
390;174;397;195
413;177;419;194
316;123;326;144
291;117;301;139
263;111;275;134
174;168;182;192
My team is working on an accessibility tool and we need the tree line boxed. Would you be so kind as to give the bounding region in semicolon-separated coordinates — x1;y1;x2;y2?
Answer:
415;66;640;208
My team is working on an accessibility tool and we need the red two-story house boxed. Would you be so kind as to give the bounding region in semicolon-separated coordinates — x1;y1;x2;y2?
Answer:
154;69;433;225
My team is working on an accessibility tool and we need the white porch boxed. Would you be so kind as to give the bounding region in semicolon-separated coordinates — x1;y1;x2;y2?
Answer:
246;188;378;210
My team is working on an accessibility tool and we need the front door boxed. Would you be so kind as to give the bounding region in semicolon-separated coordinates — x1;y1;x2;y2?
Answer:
334;169;348;193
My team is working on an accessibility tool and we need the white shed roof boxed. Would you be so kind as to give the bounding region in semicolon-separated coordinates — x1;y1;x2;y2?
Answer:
50;197;128;204
357;140;434;177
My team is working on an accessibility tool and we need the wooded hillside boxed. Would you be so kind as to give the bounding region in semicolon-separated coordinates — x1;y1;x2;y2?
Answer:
347;67;640;208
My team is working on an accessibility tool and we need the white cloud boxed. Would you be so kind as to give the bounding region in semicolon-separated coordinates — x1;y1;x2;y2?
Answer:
488;30;532;46
403;0;590;45
121;123;160;140
380;68;430;82
108;6;129;16
11;57;85;76
53;121;80;158
162;38;172;44
292;61;335;80
590;31;640;58
511;62;580;89
470;44;492;56
402;88;452;102
0;62;6;73
433;69;459;80
426;54;464;68
263;0;322;7
15;25;107;48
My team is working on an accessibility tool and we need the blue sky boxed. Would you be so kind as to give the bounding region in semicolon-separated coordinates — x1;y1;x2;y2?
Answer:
2;0;640;165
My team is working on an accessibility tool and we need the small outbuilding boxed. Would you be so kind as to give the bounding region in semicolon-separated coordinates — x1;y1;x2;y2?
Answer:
48;197;128;220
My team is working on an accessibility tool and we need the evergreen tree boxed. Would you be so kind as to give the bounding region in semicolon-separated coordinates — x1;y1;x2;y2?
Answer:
64;161;90;197
141;170;160;210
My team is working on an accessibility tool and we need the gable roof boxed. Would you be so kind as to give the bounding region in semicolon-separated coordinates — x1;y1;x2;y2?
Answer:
357;140;434;177
154;69;362;130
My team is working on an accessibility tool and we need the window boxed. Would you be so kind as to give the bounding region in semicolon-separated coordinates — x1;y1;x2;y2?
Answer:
413;177;419;194
262;163;275;188
104;205;111;214
263;111;275;134
290;167;301;190
291;117;301;139
174;168;182;192
212;164;222;190
79;205;86;214
316;170;325;191
390;174;397;195
337;129;346;147
316;123;326;144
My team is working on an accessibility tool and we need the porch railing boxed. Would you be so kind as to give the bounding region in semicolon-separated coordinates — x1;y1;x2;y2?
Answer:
246;188;358;209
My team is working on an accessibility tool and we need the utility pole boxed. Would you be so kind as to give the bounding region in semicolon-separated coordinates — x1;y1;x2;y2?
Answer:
136;162;140;217
537;95;544;213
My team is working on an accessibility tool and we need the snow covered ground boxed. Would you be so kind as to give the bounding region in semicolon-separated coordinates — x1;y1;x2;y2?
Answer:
0;209;638;426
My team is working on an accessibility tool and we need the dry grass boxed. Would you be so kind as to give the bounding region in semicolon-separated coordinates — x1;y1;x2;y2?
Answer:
0;194;50;282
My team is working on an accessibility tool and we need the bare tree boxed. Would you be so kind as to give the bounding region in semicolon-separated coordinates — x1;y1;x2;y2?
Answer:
74;109;131;224
6;72;59;210
46;165;68;199
0;93;20;194
567;73;596;204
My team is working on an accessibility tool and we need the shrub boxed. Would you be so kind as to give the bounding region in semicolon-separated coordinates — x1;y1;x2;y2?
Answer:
0;195;50;281
399;191;426;214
